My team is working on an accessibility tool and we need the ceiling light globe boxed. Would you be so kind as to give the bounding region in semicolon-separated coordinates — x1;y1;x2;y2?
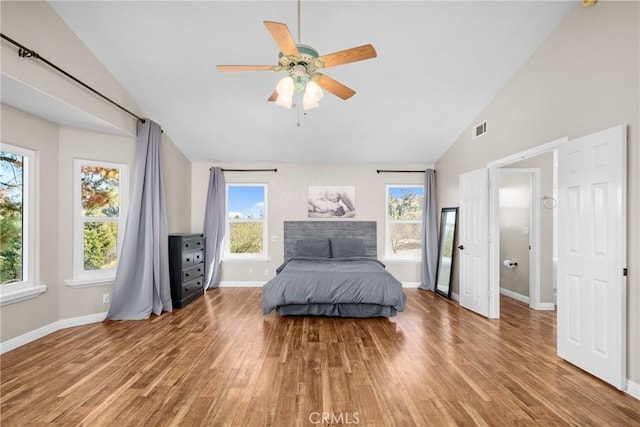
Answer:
276;94;293;109
303;92;320;111
276;76;295;97
305;81;324;102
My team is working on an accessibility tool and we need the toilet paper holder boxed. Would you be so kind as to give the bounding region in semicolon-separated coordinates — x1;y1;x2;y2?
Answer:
503;260;518;268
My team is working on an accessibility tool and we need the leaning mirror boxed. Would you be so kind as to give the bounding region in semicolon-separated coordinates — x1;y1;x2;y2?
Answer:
435;207;458;299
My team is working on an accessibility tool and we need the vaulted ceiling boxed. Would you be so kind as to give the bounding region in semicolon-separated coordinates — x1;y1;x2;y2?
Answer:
47;1;576;164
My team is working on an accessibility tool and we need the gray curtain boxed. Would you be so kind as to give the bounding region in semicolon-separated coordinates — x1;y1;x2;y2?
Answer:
203;167;226;289
420;169;438;290
106;120;172;319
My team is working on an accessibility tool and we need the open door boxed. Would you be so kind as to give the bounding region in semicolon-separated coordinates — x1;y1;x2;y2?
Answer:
557;125;627;390
459;168;490;317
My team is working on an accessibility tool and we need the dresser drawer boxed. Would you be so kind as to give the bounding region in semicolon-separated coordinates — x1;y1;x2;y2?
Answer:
182;263;203;282
182;276;204;299
182;236;203;252
181;249;203;267
192;249;203;264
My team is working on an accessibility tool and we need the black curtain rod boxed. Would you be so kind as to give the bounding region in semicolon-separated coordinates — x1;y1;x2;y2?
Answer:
1;33;144;123
211;168;278;173
377;169;432;174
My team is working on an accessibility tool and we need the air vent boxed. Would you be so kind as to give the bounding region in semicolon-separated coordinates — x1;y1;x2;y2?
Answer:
473;121;487;139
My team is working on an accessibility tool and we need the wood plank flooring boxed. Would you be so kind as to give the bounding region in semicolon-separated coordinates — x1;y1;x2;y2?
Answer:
1;288;639;426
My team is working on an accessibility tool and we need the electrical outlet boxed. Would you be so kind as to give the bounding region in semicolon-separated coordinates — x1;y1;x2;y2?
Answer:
264;269;269;277
248;268;253;276
102;293;110;304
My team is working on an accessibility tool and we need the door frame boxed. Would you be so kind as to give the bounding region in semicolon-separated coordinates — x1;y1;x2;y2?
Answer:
487;137;567;317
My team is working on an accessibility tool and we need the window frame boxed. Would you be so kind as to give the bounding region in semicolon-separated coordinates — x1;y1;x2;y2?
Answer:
224;183;268;261
71;158;128;284
0;143;45;306
384;184;424;261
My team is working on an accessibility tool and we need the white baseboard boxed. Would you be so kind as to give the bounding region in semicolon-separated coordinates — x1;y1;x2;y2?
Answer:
533;302;556;311
59;312;107;329
0;311;107;354
402;282;421;288
626;379;640;400
500;287;530;304
217;281;265;288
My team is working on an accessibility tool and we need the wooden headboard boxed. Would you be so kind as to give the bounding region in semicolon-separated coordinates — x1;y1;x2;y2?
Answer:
283;221;377;261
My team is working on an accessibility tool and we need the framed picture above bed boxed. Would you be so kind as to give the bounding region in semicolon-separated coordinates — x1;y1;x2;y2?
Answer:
307;186;356;218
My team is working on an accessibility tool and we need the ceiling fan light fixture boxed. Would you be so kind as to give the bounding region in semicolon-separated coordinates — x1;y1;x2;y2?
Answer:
276;94;293;109
276;76;295;97
275;76;295;109
302;80;323;111
304;81;323;102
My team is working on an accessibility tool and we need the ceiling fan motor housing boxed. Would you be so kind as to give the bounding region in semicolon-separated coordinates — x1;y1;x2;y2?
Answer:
278;44;324;74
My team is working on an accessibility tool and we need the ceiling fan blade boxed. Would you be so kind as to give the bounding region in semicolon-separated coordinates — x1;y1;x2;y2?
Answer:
267;90;278;102
318;44;377;68
216;65;276;72
264;21;300;57
314;74;356;100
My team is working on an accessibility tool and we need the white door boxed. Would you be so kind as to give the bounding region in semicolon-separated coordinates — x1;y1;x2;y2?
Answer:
459;168;490;317
557;125;627;390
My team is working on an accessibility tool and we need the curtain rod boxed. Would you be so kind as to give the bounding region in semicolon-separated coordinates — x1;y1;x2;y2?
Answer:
211;168;278;173
1;33;144;123
376;169;432;174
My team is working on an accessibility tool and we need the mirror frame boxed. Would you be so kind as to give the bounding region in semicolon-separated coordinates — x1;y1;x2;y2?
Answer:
435;207;458;299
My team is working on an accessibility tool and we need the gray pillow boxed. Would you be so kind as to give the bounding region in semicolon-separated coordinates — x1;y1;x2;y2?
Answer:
330;238;366;258
295;239;331;258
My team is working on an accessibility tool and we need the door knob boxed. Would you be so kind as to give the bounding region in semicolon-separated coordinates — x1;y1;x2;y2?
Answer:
458;245;464;250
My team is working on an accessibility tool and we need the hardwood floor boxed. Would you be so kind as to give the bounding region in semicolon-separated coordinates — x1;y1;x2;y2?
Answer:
1;288;639;426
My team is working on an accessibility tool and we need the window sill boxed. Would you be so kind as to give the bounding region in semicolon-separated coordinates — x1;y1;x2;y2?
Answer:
64;277;115;288
0;284;48;306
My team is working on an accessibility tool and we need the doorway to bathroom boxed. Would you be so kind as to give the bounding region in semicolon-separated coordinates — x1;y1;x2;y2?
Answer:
498;157;556;311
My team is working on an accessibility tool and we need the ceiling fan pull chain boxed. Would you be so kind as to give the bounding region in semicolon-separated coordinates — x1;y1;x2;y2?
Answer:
296;92;302;127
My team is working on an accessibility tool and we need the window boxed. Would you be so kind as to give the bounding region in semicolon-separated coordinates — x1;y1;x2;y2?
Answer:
225;184;267;259
73;159;128;283
0;144;43;305
385;185;424;259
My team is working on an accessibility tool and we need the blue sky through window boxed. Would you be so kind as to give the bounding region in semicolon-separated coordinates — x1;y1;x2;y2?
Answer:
388;186;424;198
228;185;265;219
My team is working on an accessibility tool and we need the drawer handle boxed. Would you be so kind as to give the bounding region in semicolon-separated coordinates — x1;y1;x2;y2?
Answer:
185;287;190;292
185;257;191;263
185;273;190;278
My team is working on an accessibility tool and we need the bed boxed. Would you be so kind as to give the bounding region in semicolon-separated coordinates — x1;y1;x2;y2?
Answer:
262;221;406;317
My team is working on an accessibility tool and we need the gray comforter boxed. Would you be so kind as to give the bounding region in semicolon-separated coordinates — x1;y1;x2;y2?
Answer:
263;257;407;314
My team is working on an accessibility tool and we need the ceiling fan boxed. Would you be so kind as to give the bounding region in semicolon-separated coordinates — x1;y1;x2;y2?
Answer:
216;12;377;111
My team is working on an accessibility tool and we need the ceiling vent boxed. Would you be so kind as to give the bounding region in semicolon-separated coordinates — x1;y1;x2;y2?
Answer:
473;121;487;139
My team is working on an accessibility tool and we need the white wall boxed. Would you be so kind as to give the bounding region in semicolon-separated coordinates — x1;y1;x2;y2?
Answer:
435;1;639;383
191;163;431;284
1;1;138;135
499;172;531;298
1;105;61;342
0;1;192;345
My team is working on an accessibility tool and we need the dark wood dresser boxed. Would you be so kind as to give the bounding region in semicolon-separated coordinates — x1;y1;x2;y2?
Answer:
168;233;205;308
